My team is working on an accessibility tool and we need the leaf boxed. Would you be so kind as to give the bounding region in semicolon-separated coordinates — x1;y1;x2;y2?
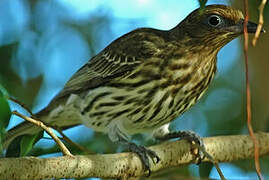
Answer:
5;136;22;157
0;96;11;154
0;91;11;129
20;131;44;156
0;86;11;154
6;132;43;157
198;0;207;8
22;75;43;108
199;162;213;177
0;43;43;108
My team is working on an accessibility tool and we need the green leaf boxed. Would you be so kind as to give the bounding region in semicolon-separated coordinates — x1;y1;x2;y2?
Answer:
20;131;44;156
0;96;11;129
198;0;207;8
199;162;213;178
0;86;11;155
5;136;22;157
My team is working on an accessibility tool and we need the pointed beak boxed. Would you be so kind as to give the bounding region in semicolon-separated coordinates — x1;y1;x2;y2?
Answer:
227;19;265;34
246;21;266;33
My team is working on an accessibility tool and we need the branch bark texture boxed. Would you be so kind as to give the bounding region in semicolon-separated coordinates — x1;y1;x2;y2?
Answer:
0;132;269;180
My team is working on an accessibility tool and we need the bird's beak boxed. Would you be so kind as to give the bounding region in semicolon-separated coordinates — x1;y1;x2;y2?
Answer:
227;19;265;34
246;21;266;33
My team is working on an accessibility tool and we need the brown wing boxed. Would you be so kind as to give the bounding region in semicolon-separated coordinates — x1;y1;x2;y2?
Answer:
54;28;167;99
55;50;140;99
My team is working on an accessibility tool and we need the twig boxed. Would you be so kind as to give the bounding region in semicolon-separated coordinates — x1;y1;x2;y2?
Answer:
7;97;34;116
195;144;226;180
39;132;94;154
243;1;264;180
55;128;94;154
12;111;73;157
252;0;267;46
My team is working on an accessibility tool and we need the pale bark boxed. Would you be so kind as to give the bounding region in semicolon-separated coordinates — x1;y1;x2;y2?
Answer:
0;132;268;180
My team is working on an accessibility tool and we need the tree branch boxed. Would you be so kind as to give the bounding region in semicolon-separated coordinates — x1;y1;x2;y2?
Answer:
1;132;269;180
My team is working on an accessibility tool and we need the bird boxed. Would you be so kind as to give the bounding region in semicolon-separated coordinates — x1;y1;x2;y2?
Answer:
3;4;263;173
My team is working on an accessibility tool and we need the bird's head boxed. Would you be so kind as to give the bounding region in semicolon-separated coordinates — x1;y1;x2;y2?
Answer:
171;5;264;52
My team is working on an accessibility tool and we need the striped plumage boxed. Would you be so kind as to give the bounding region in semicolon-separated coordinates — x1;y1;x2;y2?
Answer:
81;37;217;134
4;4;259;158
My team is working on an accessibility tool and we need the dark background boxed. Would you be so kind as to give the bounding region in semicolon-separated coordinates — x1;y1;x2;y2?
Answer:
0;0;268;179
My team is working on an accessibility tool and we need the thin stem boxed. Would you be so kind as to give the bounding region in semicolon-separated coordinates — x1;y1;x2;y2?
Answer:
8;97;34;116
252;0;267;46
56;128;94;154
12;111;73;157
243;1;263;179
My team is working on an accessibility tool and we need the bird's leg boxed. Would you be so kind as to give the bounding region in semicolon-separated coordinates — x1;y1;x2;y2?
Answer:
118;136;160;175
108;124;160;175
153;125;205;164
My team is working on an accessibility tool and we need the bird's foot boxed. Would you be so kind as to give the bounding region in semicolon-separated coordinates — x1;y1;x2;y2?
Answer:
112;126;160;176
156;130;205;164
127;142;160;176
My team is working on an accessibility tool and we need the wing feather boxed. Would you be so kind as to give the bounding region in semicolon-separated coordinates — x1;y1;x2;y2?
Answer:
54;28;167;99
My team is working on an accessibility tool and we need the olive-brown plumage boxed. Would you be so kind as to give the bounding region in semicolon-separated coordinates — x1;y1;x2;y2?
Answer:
4;5;263;170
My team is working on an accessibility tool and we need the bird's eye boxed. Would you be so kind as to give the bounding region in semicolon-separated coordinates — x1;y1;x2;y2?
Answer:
207;15;222;27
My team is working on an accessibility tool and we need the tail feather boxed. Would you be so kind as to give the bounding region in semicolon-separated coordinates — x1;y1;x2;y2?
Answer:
3;95;83;150
3;121;42;150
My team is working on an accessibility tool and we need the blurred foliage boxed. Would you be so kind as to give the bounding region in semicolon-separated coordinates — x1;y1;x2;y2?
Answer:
0;87;11;154
0;0;268;179
199;163;214;178
0;44;43;108
198;0;208;8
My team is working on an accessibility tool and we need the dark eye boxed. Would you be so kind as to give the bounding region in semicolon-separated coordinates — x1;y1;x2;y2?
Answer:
207;15;222;27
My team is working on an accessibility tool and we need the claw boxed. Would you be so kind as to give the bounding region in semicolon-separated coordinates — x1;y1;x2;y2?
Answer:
156;130;206;163
182;131;206;164
145;148;160;164
127;142;160;176
115;130;160;175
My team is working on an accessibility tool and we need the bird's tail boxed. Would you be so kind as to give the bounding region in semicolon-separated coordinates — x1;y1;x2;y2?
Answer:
2;105;52;151
3;96;83;151
3;107;81;151
3;121;42;150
